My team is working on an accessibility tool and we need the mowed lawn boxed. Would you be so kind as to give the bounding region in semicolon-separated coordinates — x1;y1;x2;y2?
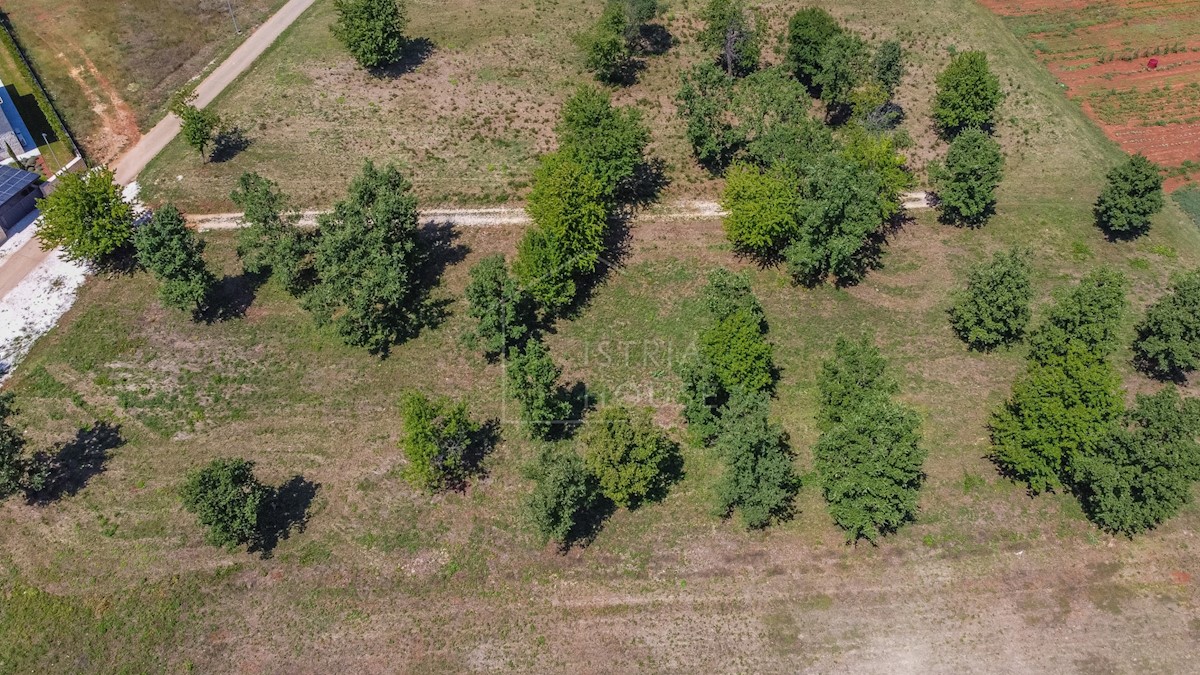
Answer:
4;0;1200;671
1;0;287;162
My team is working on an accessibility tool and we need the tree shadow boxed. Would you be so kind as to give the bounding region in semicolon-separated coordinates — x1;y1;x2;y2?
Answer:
251;475;320;558
630;440;685;510
210;126;252;163
413;219;470;336
372;37;435;79
200;270;268;323
620;157;671;209
25;422;124;505
633;24;673;56
452;418;501;490
555;213;635;321
864;102;906;132
561;493;617;552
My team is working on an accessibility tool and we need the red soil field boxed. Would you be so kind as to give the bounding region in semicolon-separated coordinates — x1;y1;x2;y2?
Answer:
981;0;1200;184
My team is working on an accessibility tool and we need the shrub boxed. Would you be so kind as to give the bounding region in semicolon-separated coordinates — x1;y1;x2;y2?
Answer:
464;254;537;361
1134;269;1200;378
872;39;904;94
133;205;216;316
816;335;897;427
399;392;480;492
815;397;925;542
785;155;883;285
1093;153;1164;238
331;0;408;69
176;101;221;160
231;172;309;295
581;405;678;508
931;127;1003;226
523;446;600;548
948;248;1033;351
556;86;650;200
712;390;799;529
933;51;1003;136
180;458;269;549
36;167;134;267
703;268;765;323
699;0;760;76
720;163;801;256
1073;388;1200;535
507;339;573;439
676;62;742;172
786;7;842;87
305;161;429;354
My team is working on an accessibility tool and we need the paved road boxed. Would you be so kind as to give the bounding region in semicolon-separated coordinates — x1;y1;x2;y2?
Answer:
0;0;318;302
111;0;318;185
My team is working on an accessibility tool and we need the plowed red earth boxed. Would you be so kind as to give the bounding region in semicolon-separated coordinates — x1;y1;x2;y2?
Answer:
980;0;1200;184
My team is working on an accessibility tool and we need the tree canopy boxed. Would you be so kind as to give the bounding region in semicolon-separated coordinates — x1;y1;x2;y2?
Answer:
231;171;310;295
712;390;799;529
932;127;1004;226
581;405;678;508
523;446;600;548
948;248;1033;351
1134;269;1200;379
556;85;650;201
133;204;216;316
36;167;133;267
933;51;1003;136
786;7;842;87
464;254;537;361
331;0;408;69
698;0;760;76
507;339;572;439
1094;153;1164;238
180;458;269;550
399;392;481;492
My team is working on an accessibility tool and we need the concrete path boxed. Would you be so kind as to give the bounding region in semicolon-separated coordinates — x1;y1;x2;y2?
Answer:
110;0;319;186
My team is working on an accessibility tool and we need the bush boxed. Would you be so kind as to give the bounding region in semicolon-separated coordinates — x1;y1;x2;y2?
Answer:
134;205;216;316
816;335;897;427
933;51;1003;136
1093;154;1164;238
0;393;27;500
514;153;609;312
872;39;904;94
676;63;742;172
931;127;1003;226
507;339;573;439
556;86;650;201
720;163;801;256
815;397;925;542
786;7;841;87
464;254;537;361
581;405;678;508
305;161;429;354
231;172;309;295
699;0;760;76
1073;388;1200;535
36;167;134;267
948;248;1033;351
399;392;480;492
331;0;408;69
523;446;600;548
785;155;883;285
712;390;799;529
180;458;269;549
1134;269;1200;378
703;268;765;323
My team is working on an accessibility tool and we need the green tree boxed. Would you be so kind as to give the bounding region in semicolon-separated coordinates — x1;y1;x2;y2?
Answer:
578;2;631;84
514;153;609;312
703;268;765;323
872;39;904;94
699;0;760;76
1093;153;1164;238
0;393;27;500
522;446;600;548
991;270;1129;493
581;405;678;508
785;155;883;285
720;162;801;256
735;67;836;172
464;254;537;361
841;124;913;222
399;392;481;492
813;32;869;119
816;335;897;427
133;204;216;316
786;7;842;87
36;167;134;267
712;390;799;529
933;51;1003;136
507;339;573;440
1134;269;1200;378
948;248;1033;351
176;103;221;160
231;171;309;295
815;397;925;542
931;127;1004;226
701;306;775;395
1073;388;1200;535
180;458;269;549
676;62;743;171
557;86;650;201
305;161;429;354
331;0;408;69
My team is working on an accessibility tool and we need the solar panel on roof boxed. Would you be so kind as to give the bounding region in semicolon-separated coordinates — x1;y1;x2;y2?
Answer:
0;164;38;204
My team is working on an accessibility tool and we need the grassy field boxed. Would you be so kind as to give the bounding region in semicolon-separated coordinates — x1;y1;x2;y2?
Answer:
4;0;1200;670
0;0;287;163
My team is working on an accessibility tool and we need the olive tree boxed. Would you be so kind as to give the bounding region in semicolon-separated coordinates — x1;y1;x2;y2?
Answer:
180;458;269;549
